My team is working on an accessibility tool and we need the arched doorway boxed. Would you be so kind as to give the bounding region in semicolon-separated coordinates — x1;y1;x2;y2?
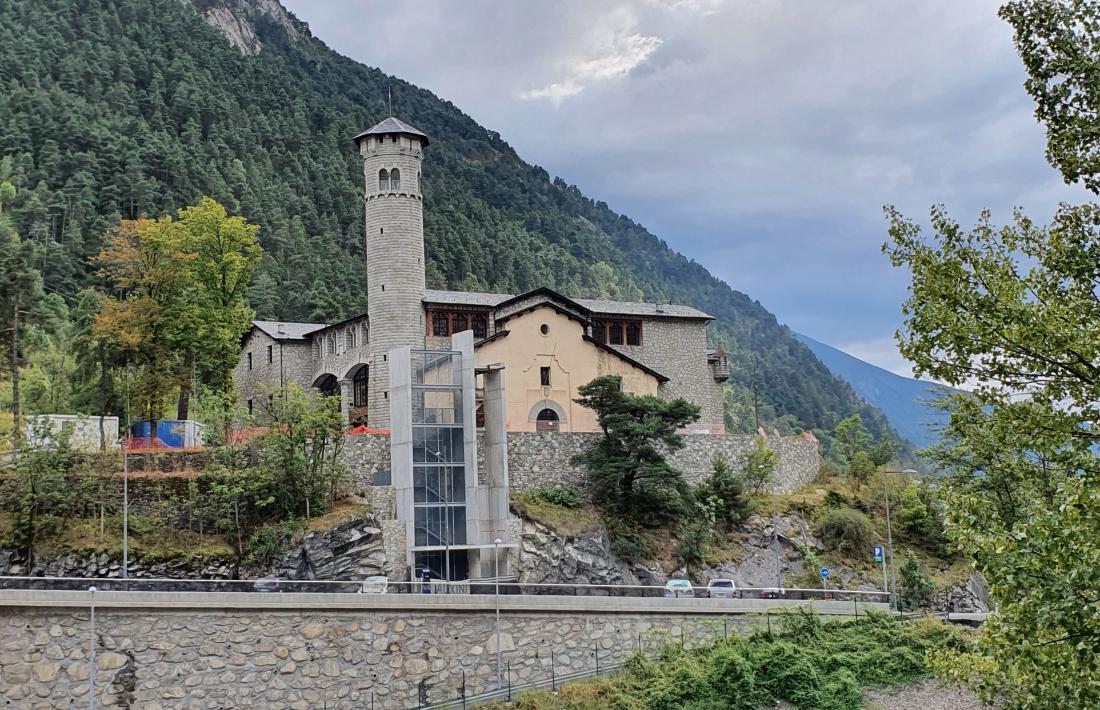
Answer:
535;407;560;433
315;374;339;398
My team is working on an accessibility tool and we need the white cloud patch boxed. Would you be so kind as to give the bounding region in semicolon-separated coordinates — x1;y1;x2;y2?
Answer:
521;31;663;103
839;338;914;378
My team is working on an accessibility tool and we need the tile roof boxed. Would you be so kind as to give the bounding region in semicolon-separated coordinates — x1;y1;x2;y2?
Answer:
422;289;711;320
573;298;712;320
423;289;512;307
252;320;327;341
353;116;430;145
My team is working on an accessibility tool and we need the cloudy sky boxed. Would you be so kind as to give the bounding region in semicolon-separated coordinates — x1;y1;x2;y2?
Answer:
284;0;1087;375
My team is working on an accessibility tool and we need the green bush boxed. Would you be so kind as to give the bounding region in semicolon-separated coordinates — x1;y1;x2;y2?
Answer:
607;518;656;563
245;520;299;566
816;508;875;557
499;613;972;710
526;485;582;509
701;456;750;528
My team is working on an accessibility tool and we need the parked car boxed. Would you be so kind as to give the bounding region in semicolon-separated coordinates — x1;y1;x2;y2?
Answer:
705;578;737;599
359;576;388;594
252;575;282;593
663;579;694;598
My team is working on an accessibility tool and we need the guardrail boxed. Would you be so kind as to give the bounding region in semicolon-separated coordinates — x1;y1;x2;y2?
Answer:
0;575;887;600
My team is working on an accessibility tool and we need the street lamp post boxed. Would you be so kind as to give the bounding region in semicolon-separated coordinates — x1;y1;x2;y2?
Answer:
87;585;96;709
121;434;128;589
494;537;502;690
882;469;917;612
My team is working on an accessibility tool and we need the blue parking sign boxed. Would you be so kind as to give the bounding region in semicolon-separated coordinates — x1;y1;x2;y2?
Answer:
872;545;884;563
819;567;829;578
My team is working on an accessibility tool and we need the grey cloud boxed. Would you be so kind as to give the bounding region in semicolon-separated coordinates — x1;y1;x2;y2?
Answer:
283;0;1089;370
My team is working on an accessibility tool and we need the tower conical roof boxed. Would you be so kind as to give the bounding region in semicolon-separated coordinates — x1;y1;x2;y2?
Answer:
354;117;430;146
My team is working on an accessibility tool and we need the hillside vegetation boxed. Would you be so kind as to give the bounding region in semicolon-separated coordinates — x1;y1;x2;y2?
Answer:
0;0;892;443
494;614;971;710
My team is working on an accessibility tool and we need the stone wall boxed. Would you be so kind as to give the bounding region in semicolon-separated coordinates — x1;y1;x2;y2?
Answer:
234;330;316;416
342;431;818;495
0;603;769;709
604;318;726;434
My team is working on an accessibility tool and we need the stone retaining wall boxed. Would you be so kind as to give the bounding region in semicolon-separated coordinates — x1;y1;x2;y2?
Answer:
341;431;819;495
0;604;766;709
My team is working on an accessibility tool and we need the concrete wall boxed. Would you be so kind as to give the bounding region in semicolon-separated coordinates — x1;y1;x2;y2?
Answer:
0;592;873;709
476;306;661;432
342;430;819;495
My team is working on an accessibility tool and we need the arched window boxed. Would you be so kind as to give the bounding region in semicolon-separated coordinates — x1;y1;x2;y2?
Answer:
451;312;467;334
378;168;389;192
327;334;337;355
361;319;370;344
352;367;369;408
471;314;488;339
390;168;401;191
626;322;641;346
346;328;356;350
317;374;339;398
608;321;623;345
432;312;449;337
536;408;560;433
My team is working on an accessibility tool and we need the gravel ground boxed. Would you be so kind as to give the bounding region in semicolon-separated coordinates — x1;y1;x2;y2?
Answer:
862;678;987;709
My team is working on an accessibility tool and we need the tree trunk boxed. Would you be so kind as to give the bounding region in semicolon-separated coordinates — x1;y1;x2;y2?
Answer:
10;298;20;456
98;350;108;452
176;350;194;421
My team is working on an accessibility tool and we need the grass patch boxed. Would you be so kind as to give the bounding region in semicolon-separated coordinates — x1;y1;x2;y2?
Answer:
30;515;233;561
304;497;373;533
495;613;972;710
512;495;601;538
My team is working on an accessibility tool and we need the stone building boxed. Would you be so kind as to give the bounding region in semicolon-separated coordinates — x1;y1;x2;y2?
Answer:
235;117;730;432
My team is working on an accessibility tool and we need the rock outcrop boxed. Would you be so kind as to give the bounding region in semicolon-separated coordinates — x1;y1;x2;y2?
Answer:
272;514;389;582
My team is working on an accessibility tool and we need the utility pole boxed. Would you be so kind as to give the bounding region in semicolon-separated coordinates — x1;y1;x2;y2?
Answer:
10;298;20;457
494;537;502;690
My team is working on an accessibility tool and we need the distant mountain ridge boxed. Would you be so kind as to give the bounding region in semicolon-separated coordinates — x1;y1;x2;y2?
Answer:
794;334;953;449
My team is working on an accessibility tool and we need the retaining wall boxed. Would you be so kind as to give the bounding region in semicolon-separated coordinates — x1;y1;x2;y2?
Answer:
0;592;873;709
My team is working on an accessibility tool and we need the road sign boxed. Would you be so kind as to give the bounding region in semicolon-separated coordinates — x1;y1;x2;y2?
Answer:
819;567;829;578
872;545;884;563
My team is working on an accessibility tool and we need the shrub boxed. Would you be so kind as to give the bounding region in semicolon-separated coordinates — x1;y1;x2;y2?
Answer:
742;439;778;495
245;519;299;566
899;550;935;611
526;485;581;509
607;518;656;563
816;508;875;557
701;456;750;528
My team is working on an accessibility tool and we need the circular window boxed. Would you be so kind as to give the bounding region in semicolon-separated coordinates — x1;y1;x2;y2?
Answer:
539;324;550;336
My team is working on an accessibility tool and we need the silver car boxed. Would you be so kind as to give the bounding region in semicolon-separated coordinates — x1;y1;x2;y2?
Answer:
706;578;736;599
359;576;388;594
663;579;694;598
252;575;282;593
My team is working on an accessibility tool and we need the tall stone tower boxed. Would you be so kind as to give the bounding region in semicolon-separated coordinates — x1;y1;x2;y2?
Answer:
354;117;430;427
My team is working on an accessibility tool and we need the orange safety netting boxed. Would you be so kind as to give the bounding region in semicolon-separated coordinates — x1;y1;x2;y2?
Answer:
347;424;389;435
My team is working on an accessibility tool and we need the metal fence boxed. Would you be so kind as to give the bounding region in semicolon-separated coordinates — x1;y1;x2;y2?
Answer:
0;575;892;604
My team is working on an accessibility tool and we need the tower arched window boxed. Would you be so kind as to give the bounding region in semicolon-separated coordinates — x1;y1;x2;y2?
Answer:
451;312;467;334
378;168;389;192
432;312;449;337
390;168;401;191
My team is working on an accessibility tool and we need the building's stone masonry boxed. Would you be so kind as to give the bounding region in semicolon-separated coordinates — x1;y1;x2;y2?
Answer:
341;431;818;495
0;606;764;709
234;329;315;415
604;318;725;433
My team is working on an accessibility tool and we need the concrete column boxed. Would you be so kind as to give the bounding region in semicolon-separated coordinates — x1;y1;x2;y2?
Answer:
339;378;352;423
388;347;414;573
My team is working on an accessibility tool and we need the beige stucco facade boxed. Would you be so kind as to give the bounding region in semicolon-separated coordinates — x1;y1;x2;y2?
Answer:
475;306;660;432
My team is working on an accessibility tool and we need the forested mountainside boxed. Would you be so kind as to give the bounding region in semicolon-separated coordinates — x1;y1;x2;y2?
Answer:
0;0;894;442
